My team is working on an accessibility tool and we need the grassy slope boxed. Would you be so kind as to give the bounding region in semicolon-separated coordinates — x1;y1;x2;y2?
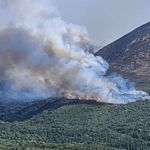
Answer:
1;100;150;149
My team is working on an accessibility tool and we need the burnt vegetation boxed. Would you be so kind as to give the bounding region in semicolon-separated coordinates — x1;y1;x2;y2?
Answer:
0;98;105;122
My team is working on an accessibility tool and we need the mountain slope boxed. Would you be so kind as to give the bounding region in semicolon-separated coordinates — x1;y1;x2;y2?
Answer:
0;98;103;122
0;99;150;149
95;21;150;90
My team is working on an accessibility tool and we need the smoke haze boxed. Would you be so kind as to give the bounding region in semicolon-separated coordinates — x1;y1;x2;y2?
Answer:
0;0;149;104
52;0;150;46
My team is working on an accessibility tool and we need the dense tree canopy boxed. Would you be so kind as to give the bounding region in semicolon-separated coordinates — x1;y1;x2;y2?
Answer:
0;99;150;149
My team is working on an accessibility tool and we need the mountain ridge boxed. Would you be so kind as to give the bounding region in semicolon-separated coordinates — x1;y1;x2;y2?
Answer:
95;21;150;90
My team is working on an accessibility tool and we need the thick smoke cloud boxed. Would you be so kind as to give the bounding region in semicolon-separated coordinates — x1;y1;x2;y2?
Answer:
0;0;149;104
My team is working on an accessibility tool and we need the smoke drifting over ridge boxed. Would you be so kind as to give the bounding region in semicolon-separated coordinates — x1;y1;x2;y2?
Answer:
0;0;149;104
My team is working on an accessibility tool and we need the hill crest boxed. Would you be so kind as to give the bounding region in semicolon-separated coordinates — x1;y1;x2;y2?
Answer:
95;21;150;89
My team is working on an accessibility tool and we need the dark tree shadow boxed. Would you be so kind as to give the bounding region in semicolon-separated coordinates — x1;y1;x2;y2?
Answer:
0;98;109;122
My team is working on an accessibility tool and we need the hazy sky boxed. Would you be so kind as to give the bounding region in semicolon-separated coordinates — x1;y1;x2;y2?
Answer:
1;0;150;46
50;0;150;46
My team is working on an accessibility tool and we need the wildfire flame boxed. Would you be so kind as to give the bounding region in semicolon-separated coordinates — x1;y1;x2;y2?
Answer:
0;0;149;105
66;93;99;102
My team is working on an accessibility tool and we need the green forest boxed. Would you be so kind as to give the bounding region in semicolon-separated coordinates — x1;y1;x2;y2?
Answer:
0;98;150;149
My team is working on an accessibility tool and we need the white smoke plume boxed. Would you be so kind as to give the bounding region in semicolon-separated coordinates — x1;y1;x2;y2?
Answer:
0;0;149;104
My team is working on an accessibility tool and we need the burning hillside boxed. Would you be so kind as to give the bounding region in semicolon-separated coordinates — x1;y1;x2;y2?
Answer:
0;0;149;104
